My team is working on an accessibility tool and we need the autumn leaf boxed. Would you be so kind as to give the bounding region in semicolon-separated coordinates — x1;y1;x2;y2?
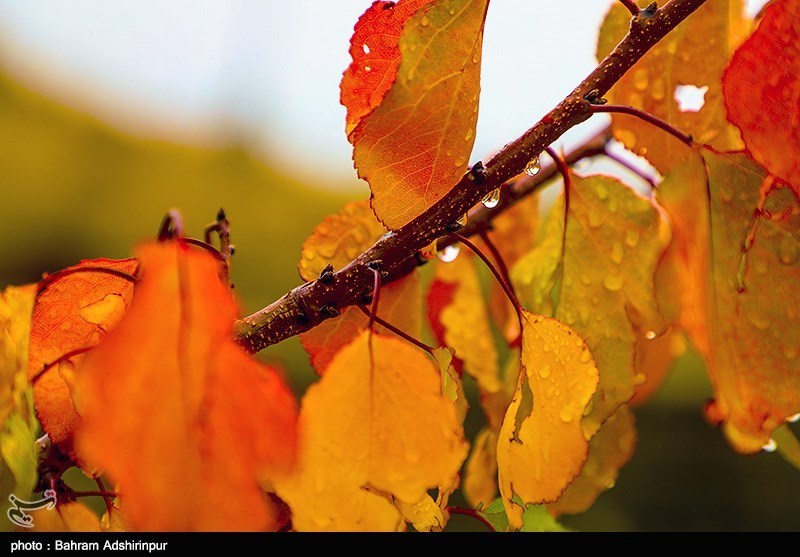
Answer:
598;0;747;173
432;347;468;424
28;501;101;532
482;194;540;342
496;311;599;529
631;328;685;406
427;254;500;394
656;149;800;453
345;0;490;229
463;427;498;509
341;0;436;136
723;0;800;195
75;241;298;531
28;258;139;455
298;200;421;374
275;330;468;531
548;406;637;516
0;284;38;523
512;174;667;437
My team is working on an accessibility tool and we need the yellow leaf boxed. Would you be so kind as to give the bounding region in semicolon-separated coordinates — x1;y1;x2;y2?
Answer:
348;0;490;229
657;149;800;452
276;331;468;531
396;494;446;532
597;0;747;172
29;501;101;532
0;284;38;523
548;406;637;516
497;311;599;529
432;347;468;424
513;175;667;437
428;254;500;394
463;427;498;509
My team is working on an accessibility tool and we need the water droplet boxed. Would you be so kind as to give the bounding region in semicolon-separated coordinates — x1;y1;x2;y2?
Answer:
596;184;608;200
524;156;541;176
719;186;734;203
778;238;800;266
588;211;603;229
482;189;501;208
437;245;460;263
364;65;372;72
421;15;430;26
625;230;640;248
579;351;592;364
611;242;624;264
449;8;456;14
472;53;480;64
580;274;592;286
748;311;770;331
464;128;474;141
302;249;315;261
633;69;649;91
457;213;468;227
634;373;647;386
538;364;552;379
559;407;573;423
651;78;666;101
362;43;371;54
787;413;800;423
603;275;624;292
762;438;778;453
604;478;616;489
645;330;657;340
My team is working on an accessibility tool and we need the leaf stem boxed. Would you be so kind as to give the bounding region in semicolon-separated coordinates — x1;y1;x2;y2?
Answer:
590;104;694;145
454;233;522;319
37;267;138;294
73;490;119;499
94;477;114;515
356;305;434;355
447;507;496;532
368;267;382;333
31;347;93;383
603;146;658;190
619;0;641;16
477;230;514;296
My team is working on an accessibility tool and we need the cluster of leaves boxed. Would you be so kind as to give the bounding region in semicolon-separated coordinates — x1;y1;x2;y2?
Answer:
0;0;798;532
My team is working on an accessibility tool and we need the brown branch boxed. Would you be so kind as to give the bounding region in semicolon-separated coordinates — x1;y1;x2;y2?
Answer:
234;0;709;354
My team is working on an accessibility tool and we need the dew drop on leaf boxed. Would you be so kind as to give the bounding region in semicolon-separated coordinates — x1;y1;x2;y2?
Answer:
762;438;778;453
777;238;800;266
787;413;800;423
482;189;501;209
645;330;657;340
524;156;541;176
438;245;460;263
602;275;624;292
539;364;552;379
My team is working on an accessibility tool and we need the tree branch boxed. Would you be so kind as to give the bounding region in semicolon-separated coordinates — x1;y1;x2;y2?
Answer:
233;0;709;354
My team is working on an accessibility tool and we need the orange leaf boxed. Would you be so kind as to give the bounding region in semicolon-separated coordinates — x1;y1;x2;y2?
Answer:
28;258;139;455
341;0;436;136
298;200;421;374
346;0;490;229
497;311;599;529
630;328;685;406
657;149;800;453
723;0;800;195
597;0;747;173
75;242;298;531
275;331;468;531
463;427;498;509
548;406;637;516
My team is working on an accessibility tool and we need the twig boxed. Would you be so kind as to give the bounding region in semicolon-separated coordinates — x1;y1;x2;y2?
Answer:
447;507;496;532
234;0;710;354
590;104;694;145
603;146;658;189
356;305;434;355
454;233;522;316
619;0;641;17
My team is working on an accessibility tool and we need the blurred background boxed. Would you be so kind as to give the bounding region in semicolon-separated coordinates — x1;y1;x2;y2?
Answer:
2;0;797;531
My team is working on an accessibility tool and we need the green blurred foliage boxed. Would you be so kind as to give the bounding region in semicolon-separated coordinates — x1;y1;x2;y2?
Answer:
0;69;355;392
1;69;798;531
